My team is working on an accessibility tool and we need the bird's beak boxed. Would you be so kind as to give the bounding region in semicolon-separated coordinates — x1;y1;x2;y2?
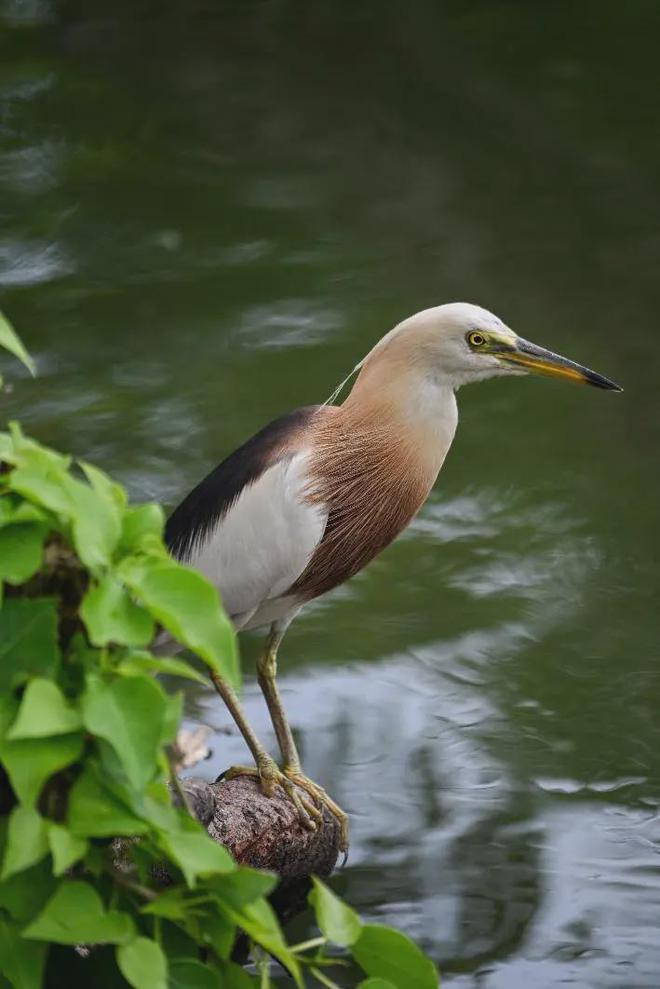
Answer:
498;337;623;391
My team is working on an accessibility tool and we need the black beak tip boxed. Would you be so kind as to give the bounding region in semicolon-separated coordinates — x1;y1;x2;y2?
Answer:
600;378;624;393
588;371;623;392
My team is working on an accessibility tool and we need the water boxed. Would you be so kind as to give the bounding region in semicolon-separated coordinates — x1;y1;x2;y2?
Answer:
2;3;659;986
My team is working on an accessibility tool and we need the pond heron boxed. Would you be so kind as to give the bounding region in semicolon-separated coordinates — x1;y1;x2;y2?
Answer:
166;303;621;849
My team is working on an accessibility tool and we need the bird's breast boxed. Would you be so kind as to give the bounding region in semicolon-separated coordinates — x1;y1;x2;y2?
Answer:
289;406;451;601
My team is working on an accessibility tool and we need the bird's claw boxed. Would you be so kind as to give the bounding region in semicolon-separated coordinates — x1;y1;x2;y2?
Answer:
283;767;350;853
224;758;349;851
224;758;322;832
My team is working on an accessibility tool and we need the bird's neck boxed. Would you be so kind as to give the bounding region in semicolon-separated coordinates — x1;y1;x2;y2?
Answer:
339;358;458;479
293;362;457;601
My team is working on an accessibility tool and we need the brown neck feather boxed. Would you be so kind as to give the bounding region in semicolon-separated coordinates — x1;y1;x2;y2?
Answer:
290;372;457;600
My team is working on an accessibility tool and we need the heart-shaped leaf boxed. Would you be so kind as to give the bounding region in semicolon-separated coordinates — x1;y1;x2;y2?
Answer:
23;880;135;944
7;678;82;739
117;936;168;989
309;876;362;947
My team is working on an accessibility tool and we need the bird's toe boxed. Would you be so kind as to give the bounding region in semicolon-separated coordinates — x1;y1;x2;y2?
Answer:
283;768;349;852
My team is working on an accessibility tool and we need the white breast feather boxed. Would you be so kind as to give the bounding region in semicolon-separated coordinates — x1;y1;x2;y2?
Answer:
187;451;327;621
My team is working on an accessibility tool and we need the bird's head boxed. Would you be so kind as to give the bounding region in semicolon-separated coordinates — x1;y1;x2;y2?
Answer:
364;302;622;393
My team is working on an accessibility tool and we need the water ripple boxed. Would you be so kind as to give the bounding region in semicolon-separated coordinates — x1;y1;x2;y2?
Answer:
0;238;74;287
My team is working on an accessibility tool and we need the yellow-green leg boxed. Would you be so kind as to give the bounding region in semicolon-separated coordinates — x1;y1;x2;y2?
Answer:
256;623;302;772
209;671;320;830
254;624;349;851
211;622;349;851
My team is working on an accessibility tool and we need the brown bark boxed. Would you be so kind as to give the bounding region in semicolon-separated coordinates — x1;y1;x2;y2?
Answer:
178;774;341;885
175;775;342;959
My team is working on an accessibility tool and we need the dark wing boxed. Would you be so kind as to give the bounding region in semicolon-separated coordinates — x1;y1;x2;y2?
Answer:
165;406;321;562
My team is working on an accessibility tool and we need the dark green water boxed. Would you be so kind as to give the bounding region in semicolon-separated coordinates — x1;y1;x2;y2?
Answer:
2;3;660;986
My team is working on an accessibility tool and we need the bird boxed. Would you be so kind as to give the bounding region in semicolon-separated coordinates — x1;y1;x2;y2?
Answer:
165;302;621;849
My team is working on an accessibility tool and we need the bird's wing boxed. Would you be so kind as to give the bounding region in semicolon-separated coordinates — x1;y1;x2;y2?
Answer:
165;407;328;622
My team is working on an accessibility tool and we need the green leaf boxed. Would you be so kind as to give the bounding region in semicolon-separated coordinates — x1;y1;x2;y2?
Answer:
81;576;155;647
0;732;84;806
199;908;235;959
0;497;50;526
161;690;183;745
0;859;57;923
8;457;73;518
8;448;120;570
0;312;35;376
63;473;122;570
7;678;82;739
358;980;399;989
1;806;49;880
6;424;69;469
118;556;239;688
0;522;46;584
79;460;127;513
158;921;200;963
82;673;166;790
0;693;18;737
0;597;60;689
0;430;11;460
157;818;235;887
116;936;168;989
216;962;257;988
67;762;149;837
352;925;439;989
309;876;362;947
118;503;165;555
168;959;220;989
0;915;47;989
22;880;135;945
136;786;181;833
116;651;207;685
209;868;277;909
219;898;302;987
47;823;88;876
140;887;189;920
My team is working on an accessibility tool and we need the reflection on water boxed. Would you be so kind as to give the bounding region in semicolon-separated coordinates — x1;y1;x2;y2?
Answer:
2;2;660;985
184;486;659;985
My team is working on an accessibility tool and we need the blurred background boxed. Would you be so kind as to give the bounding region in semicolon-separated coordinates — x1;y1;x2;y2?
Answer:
1;2;659;986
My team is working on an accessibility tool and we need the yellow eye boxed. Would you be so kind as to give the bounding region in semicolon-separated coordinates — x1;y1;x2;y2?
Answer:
468;331;486;347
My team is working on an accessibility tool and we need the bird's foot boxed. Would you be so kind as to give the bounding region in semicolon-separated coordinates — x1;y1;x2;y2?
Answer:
283;766;349;853
224;755;323;834
224;756;349;851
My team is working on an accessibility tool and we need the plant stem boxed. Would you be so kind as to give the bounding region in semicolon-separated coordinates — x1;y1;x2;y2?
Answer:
167;749;195;817
109;866;157;902
291;936;327;954
310;967;343;989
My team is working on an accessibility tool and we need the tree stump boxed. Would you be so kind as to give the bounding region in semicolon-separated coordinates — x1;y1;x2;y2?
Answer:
176;774;342;959
179;774;341;884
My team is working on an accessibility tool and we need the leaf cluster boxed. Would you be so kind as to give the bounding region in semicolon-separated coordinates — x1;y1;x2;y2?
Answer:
0;323;439;988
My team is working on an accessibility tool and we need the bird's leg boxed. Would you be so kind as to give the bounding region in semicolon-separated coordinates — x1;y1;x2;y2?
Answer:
209;671;321;830
209;671;267;765
255;623;350;852
256;623;302;772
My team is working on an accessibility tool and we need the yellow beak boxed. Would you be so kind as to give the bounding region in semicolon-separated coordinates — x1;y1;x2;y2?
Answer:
499;338;623;391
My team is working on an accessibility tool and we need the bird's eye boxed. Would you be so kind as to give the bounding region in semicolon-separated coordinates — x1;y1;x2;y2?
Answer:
468;331;486;347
